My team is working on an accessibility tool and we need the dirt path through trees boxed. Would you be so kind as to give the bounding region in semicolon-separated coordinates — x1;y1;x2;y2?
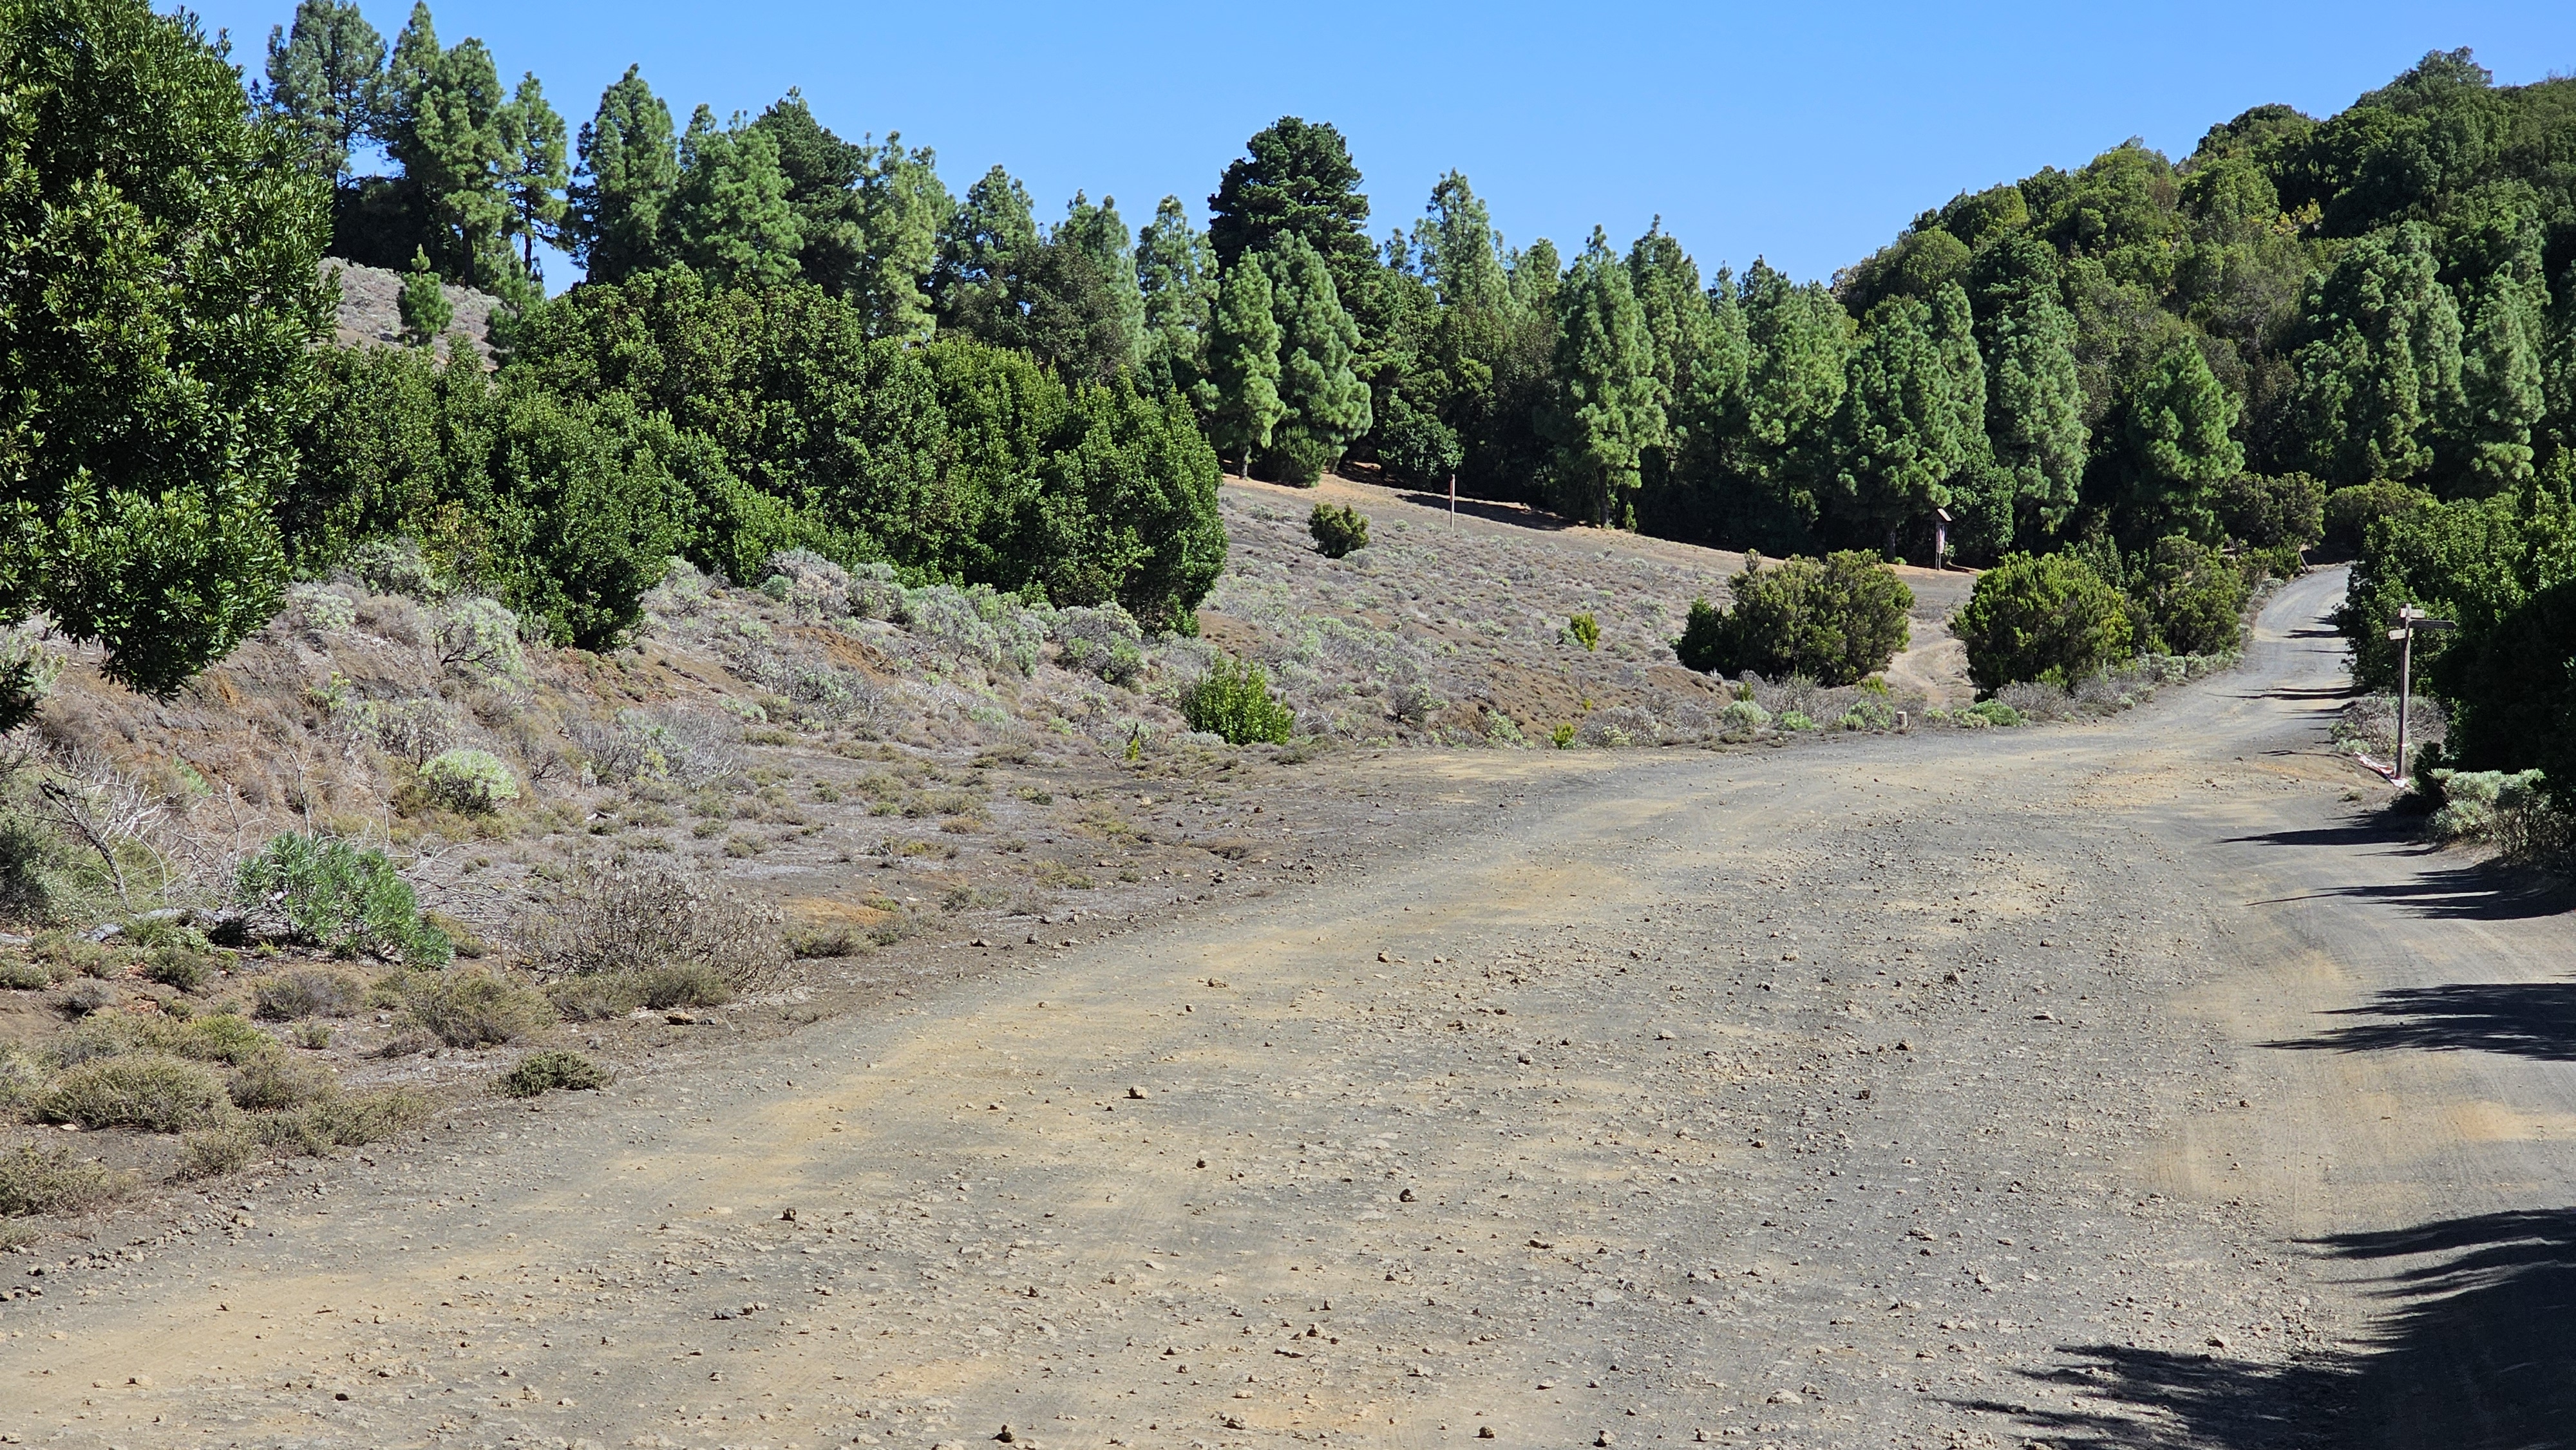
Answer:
9;567;2571;1449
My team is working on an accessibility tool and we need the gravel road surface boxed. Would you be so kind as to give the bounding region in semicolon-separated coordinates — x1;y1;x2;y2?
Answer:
8;565;2570;1450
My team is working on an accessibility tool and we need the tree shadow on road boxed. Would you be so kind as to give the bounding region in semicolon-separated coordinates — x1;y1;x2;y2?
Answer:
2266;981;2576;1060
1963;1208;2576;1449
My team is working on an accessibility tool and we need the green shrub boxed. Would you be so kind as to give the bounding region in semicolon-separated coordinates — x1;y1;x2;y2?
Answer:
2320;480;2436;560
252;968;366;1021
1180;656;1294;745
1550;722;1578;748
402;971;556;1048
1778;710;1817;731
417;749;520;814
226;1051;331;1111
1566;613;1601;650
1308;503;1369;559
263;1089;428;1154
1839;699;1898;731
169;1013;275;1065
1964;699;2025;727
2216;472;2326;553
636;961;734;1010
2428;768;2550;842
1716;697;1770;731
143;940;214;992
176;1122;261;1180
497;1049;611;1098
2126;536;2248;656
431;596;527;683
1953;553;2134;690
1676;552;1911;685
0;1142;129;1216
235;834;452;966
40;1055;235;1132
0;956;46;990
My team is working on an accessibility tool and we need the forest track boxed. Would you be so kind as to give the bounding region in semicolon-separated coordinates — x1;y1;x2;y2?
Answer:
9;566;2573;1450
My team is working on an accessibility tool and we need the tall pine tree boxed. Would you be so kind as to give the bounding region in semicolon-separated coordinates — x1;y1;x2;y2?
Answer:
1965;235;2088;551
1135;196;1214;402
2288;221;2465;487
1826;284;1988;551
495;72;565;280
1262;235;1371;485
568;66;678;283
1200;258;1283;476
261;0;383;188
1542;227;1663;527
671;106;800;288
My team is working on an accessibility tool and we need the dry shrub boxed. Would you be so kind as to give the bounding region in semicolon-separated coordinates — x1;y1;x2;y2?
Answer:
227;1051;332;1111
39;1055;234;1132
497;1050;611;1098
524;860;786;996
0;1140;131;1216
176;1122;260;1179
252;968;367;1021
545;973;643;1021
256;1089;430;1157
402;970;556;1047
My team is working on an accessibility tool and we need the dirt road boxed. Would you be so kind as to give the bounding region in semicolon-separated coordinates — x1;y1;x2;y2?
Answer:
9;566;2571;1449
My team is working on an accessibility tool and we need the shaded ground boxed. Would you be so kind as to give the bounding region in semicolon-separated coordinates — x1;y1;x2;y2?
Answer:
7;568;2575;1450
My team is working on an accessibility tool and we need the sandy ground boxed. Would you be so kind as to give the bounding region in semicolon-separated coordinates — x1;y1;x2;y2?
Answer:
7;567;2569;1450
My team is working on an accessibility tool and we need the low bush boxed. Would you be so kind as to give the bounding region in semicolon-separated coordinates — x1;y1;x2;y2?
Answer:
431;596;527;684
142;939;214;992
522;860;786;995
1778;710;1817;731
2428;768;2556;850
236;834;452;966
2126;536;2248;657
497;1050;611;1098
2215;471;2325;554
39;1055;235;1132
636;961;735;1009
1674;552;1911;686
1566;613;1600;650
0;1141;130;1216
263;1089;428;1155
1963;699;2025;728
176;1123;261;1180
252;968;367;1021
1716;697;1770;731
1308;503;1369;559
418;749;520;814
226;1051;332;1111
1953;552;2133;691
402;971;557;1048
0;956;47;990
1179;656;1294;745
545;973;643;1021
1839;699;1898;731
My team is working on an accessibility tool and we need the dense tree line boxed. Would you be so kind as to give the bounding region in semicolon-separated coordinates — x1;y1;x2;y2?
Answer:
272;2;2576;577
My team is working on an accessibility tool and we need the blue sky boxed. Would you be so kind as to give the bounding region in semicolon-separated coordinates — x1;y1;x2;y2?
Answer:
193;0;2576;288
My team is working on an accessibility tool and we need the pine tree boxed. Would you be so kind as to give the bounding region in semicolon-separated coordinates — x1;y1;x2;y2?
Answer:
1626;221;1710;420
371;1;437;155
1416;172;1508;319
751;91;866;295
933;165;1034;339
1715;259;1855;545
1263;236;1372;485
1826;284;1988;550
495;72;565;279
1208;118;1374;304
1058;193;1144;370
261;0;383;187
671;106;800;288
851;133;946;340
1135;196;1214;401
1542;228;1663;527
399;36;509;285
2109;341;2243;542
568;66;678;283
1965;235;2087;548
397;246;451;344
2289;221;2465;486
2454;253;2547;496
1200;258;1283;476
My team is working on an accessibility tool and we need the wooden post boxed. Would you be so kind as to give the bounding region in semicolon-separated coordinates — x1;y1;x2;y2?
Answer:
1448;471;1457;531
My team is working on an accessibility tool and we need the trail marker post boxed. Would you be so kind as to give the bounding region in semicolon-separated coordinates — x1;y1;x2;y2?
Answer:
2384;605;2455;784
1448;471;1457;531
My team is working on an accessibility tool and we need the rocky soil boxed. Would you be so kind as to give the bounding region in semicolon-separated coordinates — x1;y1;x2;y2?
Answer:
5;569;2566;1449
